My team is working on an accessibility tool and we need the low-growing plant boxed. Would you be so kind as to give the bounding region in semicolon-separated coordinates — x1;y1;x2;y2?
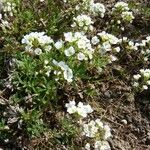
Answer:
0;0;149;149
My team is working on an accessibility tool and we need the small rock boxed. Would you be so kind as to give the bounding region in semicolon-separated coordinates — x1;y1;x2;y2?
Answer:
147;132;150;137
104;91;111;98
121;119;128;125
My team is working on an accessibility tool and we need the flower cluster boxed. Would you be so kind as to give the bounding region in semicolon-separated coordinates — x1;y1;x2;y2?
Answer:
54;39;64;50
97;31;119;45
64;32;94;60
21;30;116;84
0;0;16;17
135;36;150;61
121;11;134;23
121;37;138;51
72;14;93;31
21;32;54;55
89;1;106;17
83;119;111;150
3;1;16;17
0;0;16;30
94;31;120;63
83;119;111;140
112;1;134;23
65;100;112;150
82;0;106;17
65;100;93;118
85;140;111;150
64;0;105;18
113;2;129;12
133;69;150;90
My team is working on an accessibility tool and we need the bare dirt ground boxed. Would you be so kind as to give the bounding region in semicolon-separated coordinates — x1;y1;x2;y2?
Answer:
97;83;150;150
96;1;150;149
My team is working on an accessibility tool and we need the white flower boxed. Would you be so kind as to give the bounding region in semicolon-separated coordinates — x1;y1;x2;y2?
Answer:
94;141;111;150
25;45;33;53
78;103;93;114
95;119;104;128
114;47;120;52
1;20;10;28
77;39;87;49
91;36;100;45
121;11;134;23
45;70;51;77
101;42;111;52
0;13;2;20
141;40;146;46
73;14;93;30
144;73;150;78
65;100;75;107
90;3;106;17
83;119;111;140
127;41;138;50
146;36;150;44
83;120;98;137
76;107;88;118
45;45;52;52
64;32;93;60
64;46;75;57
58;61;68;71
147;80;150;85
114;2;128;8
108;35;119;45
85;143;91;150
22;32;53;54
77;102;93;118
65;101;77;114
64;32;73;42
113;2;129;11
54;40;64;49
44;60;49;65
103;125;111;140
117;20;121;24
133;82;139;87
98;31;119;44
84;104;93;114
133;74;141;80
53;60;73;82
63;68;73;82
52;59;58;66
146;49;150;53
123;37;128;41
135;43;140;47
109;55;117;62
34;48;42;55
65;101;93;117
140;69;150;78
139;69;144;74
77;52;87;61
142;85;148;90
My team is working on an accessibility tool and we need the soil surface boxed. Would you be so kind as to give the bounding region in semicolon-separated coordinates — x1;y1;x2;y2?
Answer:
100;88;150;150
97;1;150;149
